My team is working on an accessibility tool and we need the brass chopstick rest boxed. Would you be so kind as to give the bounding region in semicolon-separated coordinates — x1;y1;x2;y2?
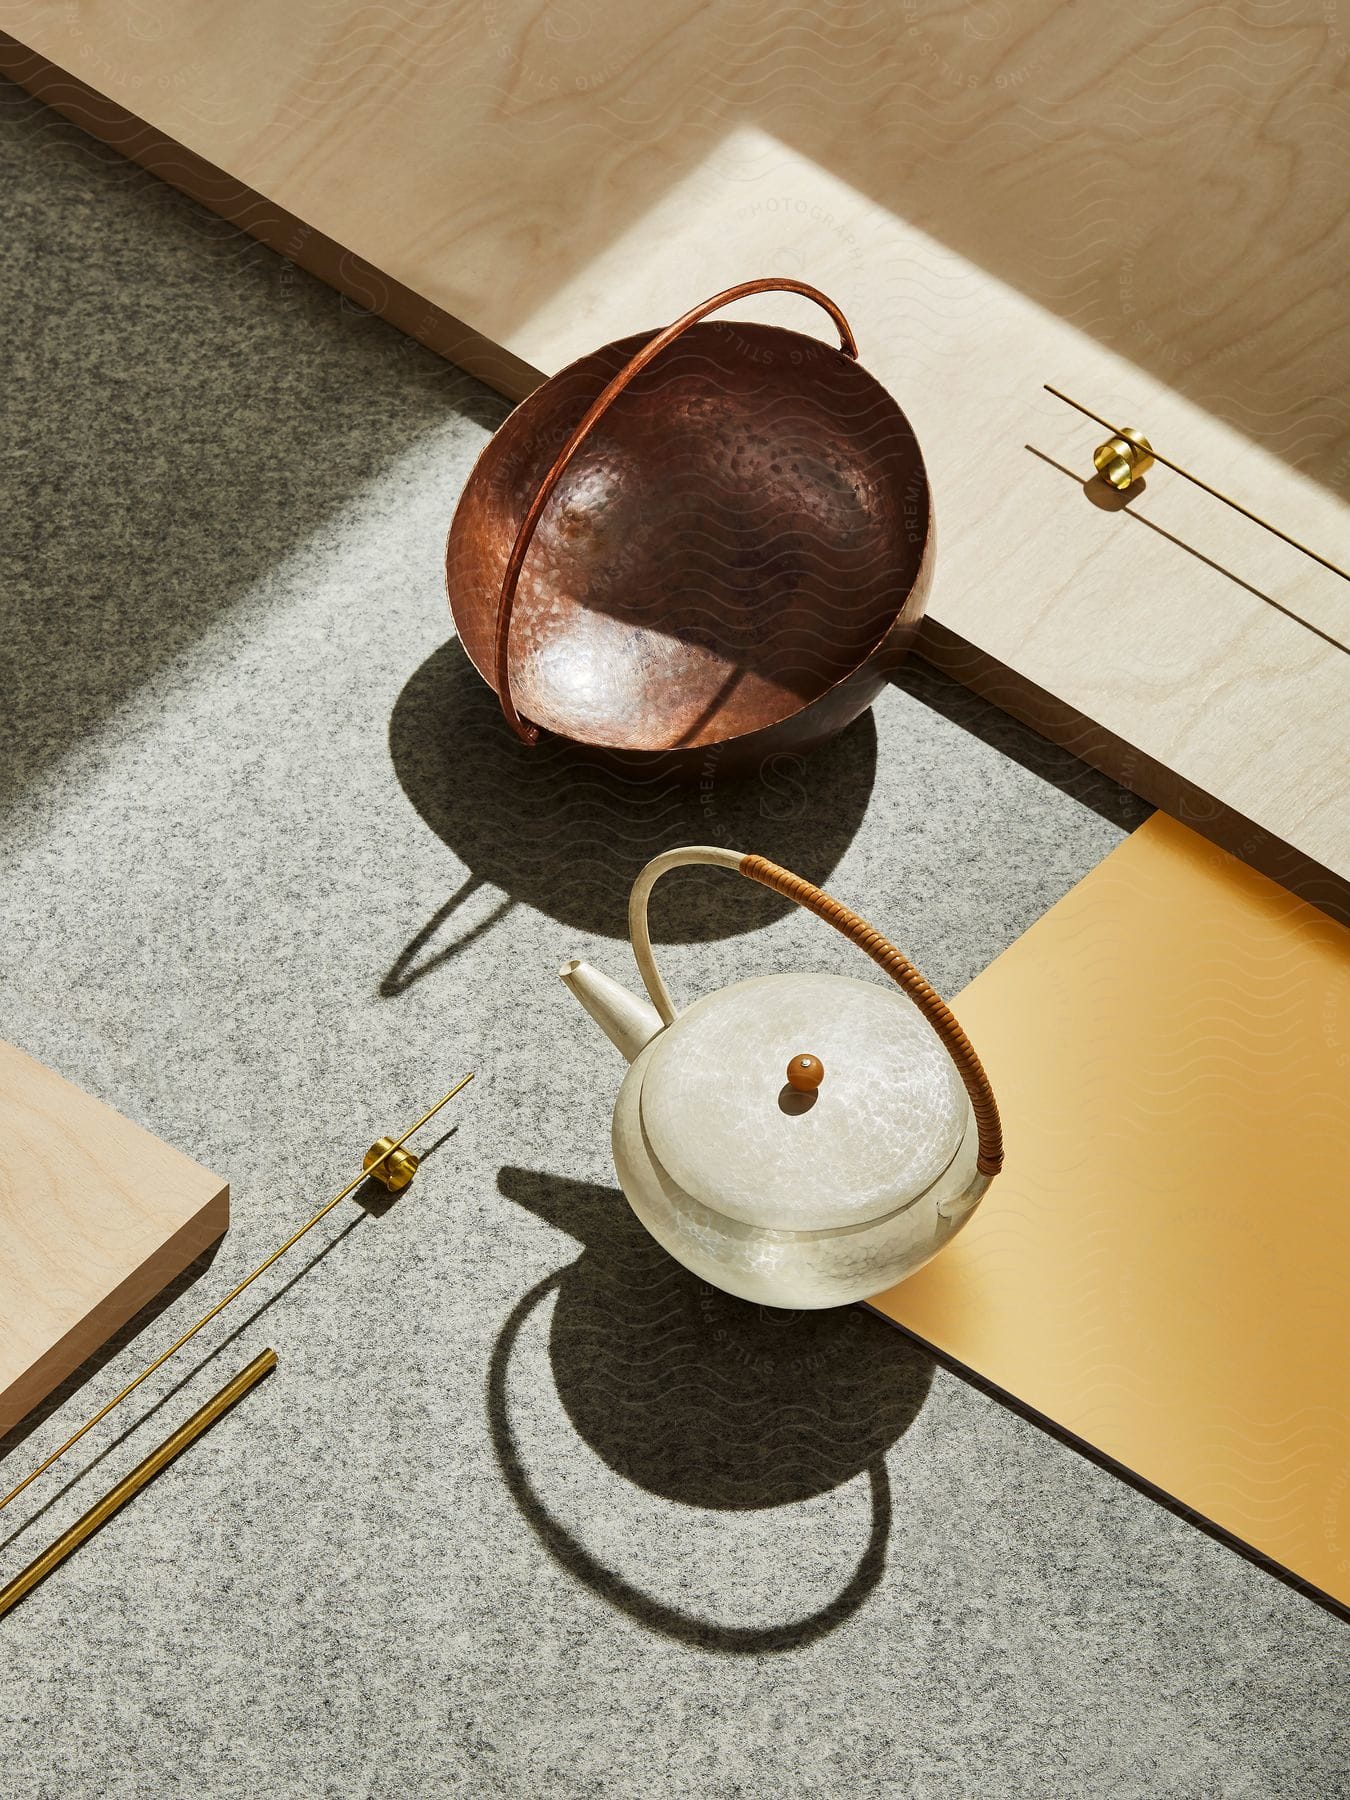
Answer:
1092;426;1154;491
1045;383;1350;586
0;1073;474;1518
0;1349;278;1621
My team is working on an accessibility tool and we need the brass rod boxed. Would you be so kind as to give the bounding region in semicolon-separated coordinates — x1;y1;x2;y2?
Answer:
0;1073;473;1516
0;1348;277;1621
1044;385;1350;584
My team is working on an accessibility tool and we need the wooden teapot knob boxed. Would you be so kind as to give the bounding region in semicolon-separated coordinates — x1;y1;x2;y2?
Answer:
786;1054;825;1093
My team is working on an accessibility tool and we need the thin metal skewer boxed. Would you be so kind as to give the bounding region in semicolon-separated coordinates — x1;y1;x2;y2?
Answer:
0;1349;278;1621
0;1073;473;1516
1044;384;1350;585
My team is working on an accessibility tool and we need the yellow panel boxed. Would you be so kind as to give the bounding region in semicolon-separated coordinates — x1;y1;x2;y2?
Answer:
870;812;1350;1605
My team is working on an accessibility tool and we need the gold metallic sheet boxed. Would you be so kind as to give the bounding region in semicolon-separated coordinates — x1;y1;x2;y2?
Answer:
870;813;1350;1607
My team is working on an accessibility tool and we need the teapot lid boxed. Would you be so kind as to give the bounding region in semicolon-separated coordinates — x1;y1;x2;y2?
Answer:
639;971;967;1233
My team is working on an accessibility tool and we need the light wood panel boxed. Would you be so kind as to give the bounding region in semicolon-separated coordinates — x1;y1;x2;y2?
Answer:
1;4;1347;908
0;1039;228;1437
871;811;1350;1610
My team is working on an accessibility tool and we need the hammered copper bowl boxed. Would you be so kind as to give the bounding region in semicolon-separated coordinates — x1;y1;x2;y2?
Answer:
445;279;932;774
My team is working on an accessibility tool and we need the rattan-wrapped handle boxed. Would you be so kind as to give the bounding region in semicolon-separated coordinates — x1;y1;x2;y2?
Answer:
629;846;1004;1179
493;279;859;745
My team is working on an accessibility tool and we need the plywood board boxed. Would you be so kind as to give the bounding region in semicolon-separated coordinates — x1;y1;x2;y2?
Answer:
0;1039;229;1436
0;8;1347;912
869;812;1350;1608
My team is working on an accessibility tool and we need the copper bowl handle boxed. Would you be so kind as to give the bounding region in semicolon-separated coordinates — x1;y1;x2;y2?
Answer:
628;846;1004;1180
492;279;860;745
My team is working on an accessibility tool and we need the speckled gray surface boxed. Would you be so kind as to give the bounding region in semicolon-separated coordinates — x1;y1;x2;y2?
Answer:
1;80;1346;1800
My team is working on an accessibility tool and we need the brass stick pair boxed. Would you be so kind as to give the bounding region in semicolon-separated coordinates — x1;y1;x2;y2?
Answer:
0;1349;277;1620
0;1075;474;1618
1046;384;1349;587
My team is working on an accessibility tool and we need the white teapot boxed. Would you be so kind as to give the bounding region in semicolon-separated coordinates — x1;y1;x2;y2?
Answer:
561;847;1003;1309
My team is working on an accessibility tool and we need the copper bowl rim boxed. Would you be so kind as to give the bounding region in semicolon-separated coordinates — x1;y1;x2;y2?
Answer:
445;317;932;758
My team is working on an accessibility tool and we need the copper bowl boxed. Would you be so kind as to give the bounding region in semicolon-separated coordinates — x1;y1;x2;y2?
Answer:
446;279;932;774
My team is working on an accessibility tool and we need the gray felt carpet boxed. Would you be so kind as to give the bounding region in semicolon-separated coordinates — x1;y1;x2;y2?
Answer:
1;77;1346;1800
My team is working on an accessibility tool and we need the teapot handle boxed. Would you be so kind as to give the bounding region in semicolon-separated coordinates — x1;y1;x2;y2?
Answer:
629;847;1004;1179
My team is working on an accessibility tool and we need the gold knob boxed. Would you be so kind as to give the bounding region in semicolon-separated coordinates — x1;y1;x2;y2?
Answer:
1093;428;1154;491
363;1136;419;1192
786;1054;825;1093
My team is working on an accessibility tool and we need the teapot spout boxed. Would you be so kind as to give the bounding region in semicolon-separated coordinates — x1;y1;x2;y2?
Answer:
560;959;663;1063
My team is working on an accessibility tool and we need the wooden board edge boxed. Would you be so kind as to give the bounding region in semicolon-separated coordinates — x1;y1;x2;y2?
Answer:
4;30;1344;928
0;32;543;403
0;1179;229;1440
915;618;1350;926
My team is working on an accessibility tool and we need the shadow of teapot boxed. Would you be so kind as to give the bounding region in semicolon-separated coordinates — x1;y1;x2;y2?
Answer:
489;1167;935;1653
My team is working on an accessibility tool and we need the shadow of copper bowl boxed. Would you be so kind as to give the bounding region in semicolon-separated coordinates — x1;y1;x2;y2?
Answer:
445;279;932;777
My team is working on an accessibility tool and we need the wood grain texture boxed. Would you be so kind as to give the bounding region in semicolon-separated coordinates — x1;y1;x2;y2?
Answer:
1;3;1346;904
0;1039;228;1437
